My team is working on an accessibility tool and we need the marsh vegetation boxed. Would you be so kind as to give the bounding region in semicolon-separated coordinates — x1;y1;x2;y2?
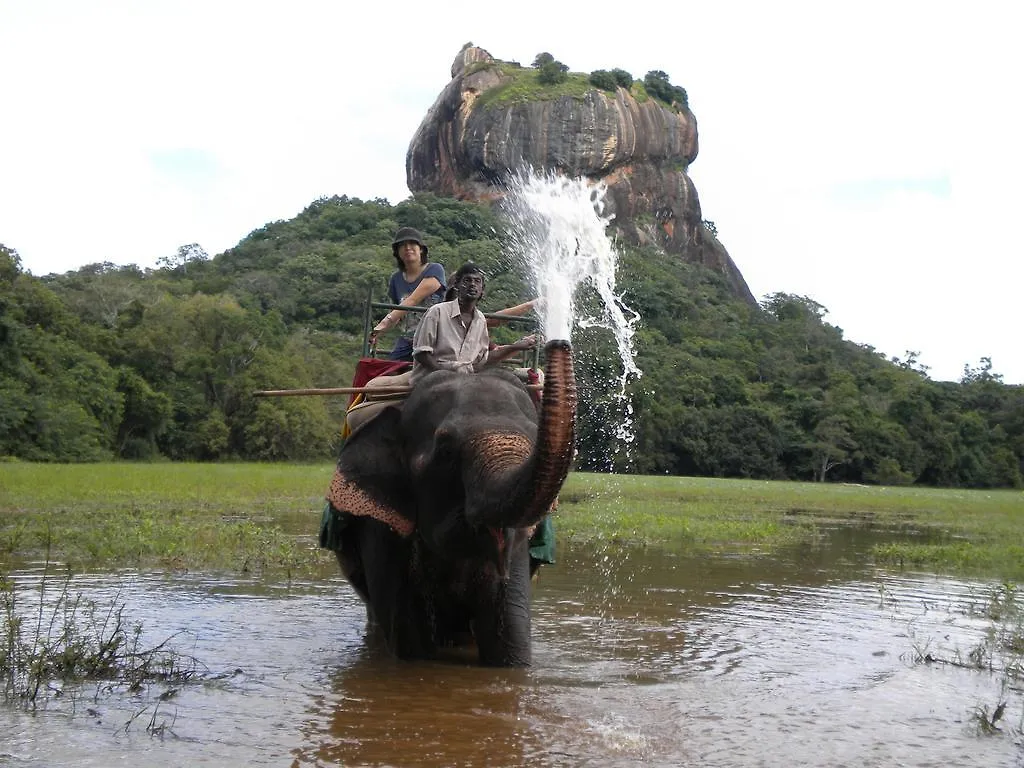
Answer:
2;463;1021;578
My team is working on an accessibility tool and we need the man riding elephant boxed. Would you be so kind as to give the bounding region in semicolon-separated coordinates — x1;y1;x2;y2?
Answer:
411;262;537;384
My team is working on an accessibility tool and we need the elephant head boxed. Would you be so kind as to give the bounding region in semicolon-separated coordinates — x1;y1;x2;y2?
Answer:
406;340;576;532
324;341;576;665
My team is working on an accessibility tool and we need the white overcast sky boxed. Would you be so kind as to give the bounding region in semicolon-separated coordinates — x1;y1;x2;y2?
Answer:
2;1;1021;383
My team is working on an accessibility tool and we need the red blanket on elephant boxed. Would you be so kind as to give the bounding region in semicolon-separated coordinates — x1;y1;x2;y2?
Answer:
348;358;411;406
339;358;412;442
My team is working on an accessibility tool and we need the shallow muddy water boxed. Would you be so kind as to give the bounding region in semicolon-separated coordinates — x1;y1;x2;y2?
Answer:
2;527;1023;767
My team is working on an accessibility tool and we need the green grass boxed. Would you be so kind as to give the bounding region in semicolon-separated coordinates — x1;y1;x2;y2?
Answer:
557;475;815;550
473;63;595;109
558;475;1024;579
467;60;671;111
629;82;651;104
0;463;337;575
2;464;1022;579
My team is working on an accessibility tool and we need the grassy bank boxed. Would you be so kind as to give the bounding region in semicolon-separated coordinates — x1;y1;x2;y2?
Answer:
0;463;337;575
1;463;1022;579
557;474;1024;580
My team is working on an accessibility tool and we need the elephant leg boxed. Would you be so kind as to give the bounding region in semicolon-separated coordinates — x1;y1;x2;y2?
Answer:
357;521;433;660
333;515;370;608
472;538;533;667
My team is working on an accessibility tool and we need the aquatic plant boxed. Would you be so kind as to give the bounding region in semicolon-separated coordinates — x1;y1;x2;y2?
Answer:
908;582;1023;737
1;564;200;709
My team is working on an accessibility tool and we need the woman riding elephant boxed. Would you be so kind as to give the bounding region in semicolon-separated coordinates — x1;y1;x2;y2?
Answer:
369;227;446;361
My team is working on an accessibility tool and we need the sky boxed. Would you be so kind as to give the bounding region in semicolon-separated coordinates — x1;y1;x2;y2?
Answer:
2;1;1021;383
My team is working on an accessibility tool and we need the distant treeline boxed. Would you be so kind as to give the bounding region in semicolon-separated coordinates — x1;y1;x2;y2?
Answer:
1;193;1021;487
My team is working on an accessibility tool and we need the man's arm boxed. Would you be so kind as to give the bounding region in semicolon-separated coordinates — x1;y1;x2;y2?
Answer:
411;304;441;370
413;349;443;374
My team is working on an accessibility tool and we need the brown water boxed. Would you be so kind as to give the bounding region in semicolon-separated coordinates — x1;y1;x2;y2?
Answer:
2;528;1023;767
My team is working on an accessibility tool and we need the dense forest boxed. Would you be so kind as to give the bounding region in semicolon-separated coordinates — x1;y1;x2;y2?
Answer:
1;194;1021;487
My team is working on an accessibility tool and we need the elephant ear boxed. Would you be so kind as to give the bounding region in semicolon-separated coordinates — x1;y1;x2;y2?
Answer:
328;406;415;537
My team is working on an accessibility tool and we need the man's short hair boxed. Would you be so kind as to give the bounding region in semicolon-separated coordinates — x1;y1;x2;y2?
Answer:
452;262;486;283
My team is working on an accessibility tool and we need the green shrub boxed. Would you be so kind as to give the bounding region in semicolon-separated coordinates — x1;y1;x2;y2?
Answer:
643;70;688;108
865;457;914;486
538;60;569;85
589;70;618;92
612;68;633;88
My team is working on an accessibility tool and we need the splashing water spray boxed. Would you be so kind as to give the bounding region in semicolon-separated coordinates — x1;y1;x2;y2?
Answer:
501;170;643;455
502;170;642;640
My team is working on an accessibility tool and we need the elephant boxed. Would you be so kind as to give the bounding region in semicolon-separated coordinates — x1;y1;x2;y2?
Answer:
320;340;576;666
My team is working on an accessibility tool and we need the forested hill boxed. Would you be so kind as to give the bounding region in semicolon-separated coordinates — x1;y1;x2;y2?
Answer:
1;194;1021;488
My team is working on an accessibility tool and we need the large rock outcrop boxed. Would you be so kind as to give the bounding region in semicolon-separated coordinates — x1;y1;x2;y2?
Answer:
407;46;755;305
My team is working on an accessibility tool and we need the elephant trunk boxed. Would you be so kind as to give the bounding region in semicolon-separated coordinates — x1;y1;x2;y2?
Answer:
518;340;576;525
464;340;576;529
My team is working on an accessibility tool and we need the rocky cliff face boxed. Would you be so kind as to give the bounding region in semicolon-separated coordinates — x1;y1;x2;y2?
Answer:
407;46;755;305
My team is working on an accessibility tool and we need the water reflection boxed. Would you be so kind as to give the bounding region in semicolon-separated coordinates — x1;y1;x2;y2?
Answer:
1;528;1022;767
295;654;536;767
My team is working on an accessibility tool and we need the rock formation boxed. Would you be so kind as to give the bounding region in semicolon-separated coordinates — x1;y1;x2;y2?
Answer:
406;46;755;305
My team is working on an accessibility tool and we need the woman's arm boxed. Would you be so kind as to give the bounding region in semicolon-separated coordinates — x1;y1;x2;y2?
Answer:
485;298;539;328
372;274;444;337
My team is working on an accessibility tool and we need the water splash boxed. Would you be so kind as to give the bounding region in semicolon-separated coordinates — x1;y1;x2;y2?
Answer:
500;170;642;398
499;169;643;462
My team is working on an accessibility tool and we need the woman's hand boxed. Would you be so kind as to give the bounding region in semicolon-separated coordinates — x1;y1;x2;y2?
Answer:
372;312;396;340
514;334;539;350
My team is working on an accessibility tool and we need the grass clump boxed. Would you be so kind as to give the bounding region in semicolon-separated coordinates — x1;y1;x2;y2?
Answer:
907;582;1023;735
1;564;200;708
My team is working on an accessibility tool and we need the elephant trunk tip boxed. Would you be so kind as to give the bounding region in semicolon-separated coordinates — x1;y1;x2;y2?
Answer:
544;339;572;353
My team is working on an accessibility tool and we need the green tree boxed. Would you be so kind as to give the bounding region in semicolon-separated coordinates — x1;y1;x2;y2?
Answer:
4;195;1021;484
538;60;569;85
157;243;209;274
643;70;688;107
589;70;618;91
0;248;124;460
116;367;172;458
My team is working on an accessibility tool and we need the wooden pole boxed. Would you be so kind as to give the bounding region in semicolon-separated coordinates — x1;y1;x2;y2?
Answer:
253;386;411;397
253;383;542;397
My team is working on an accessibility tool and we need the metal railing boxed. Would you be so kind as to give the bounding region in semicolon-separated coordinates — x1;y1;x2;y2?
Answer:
361;287;541;368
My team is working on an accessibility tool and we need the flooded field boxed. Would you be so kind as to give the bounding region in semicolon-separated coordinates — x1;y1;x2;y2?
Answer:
2;527;1022;767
